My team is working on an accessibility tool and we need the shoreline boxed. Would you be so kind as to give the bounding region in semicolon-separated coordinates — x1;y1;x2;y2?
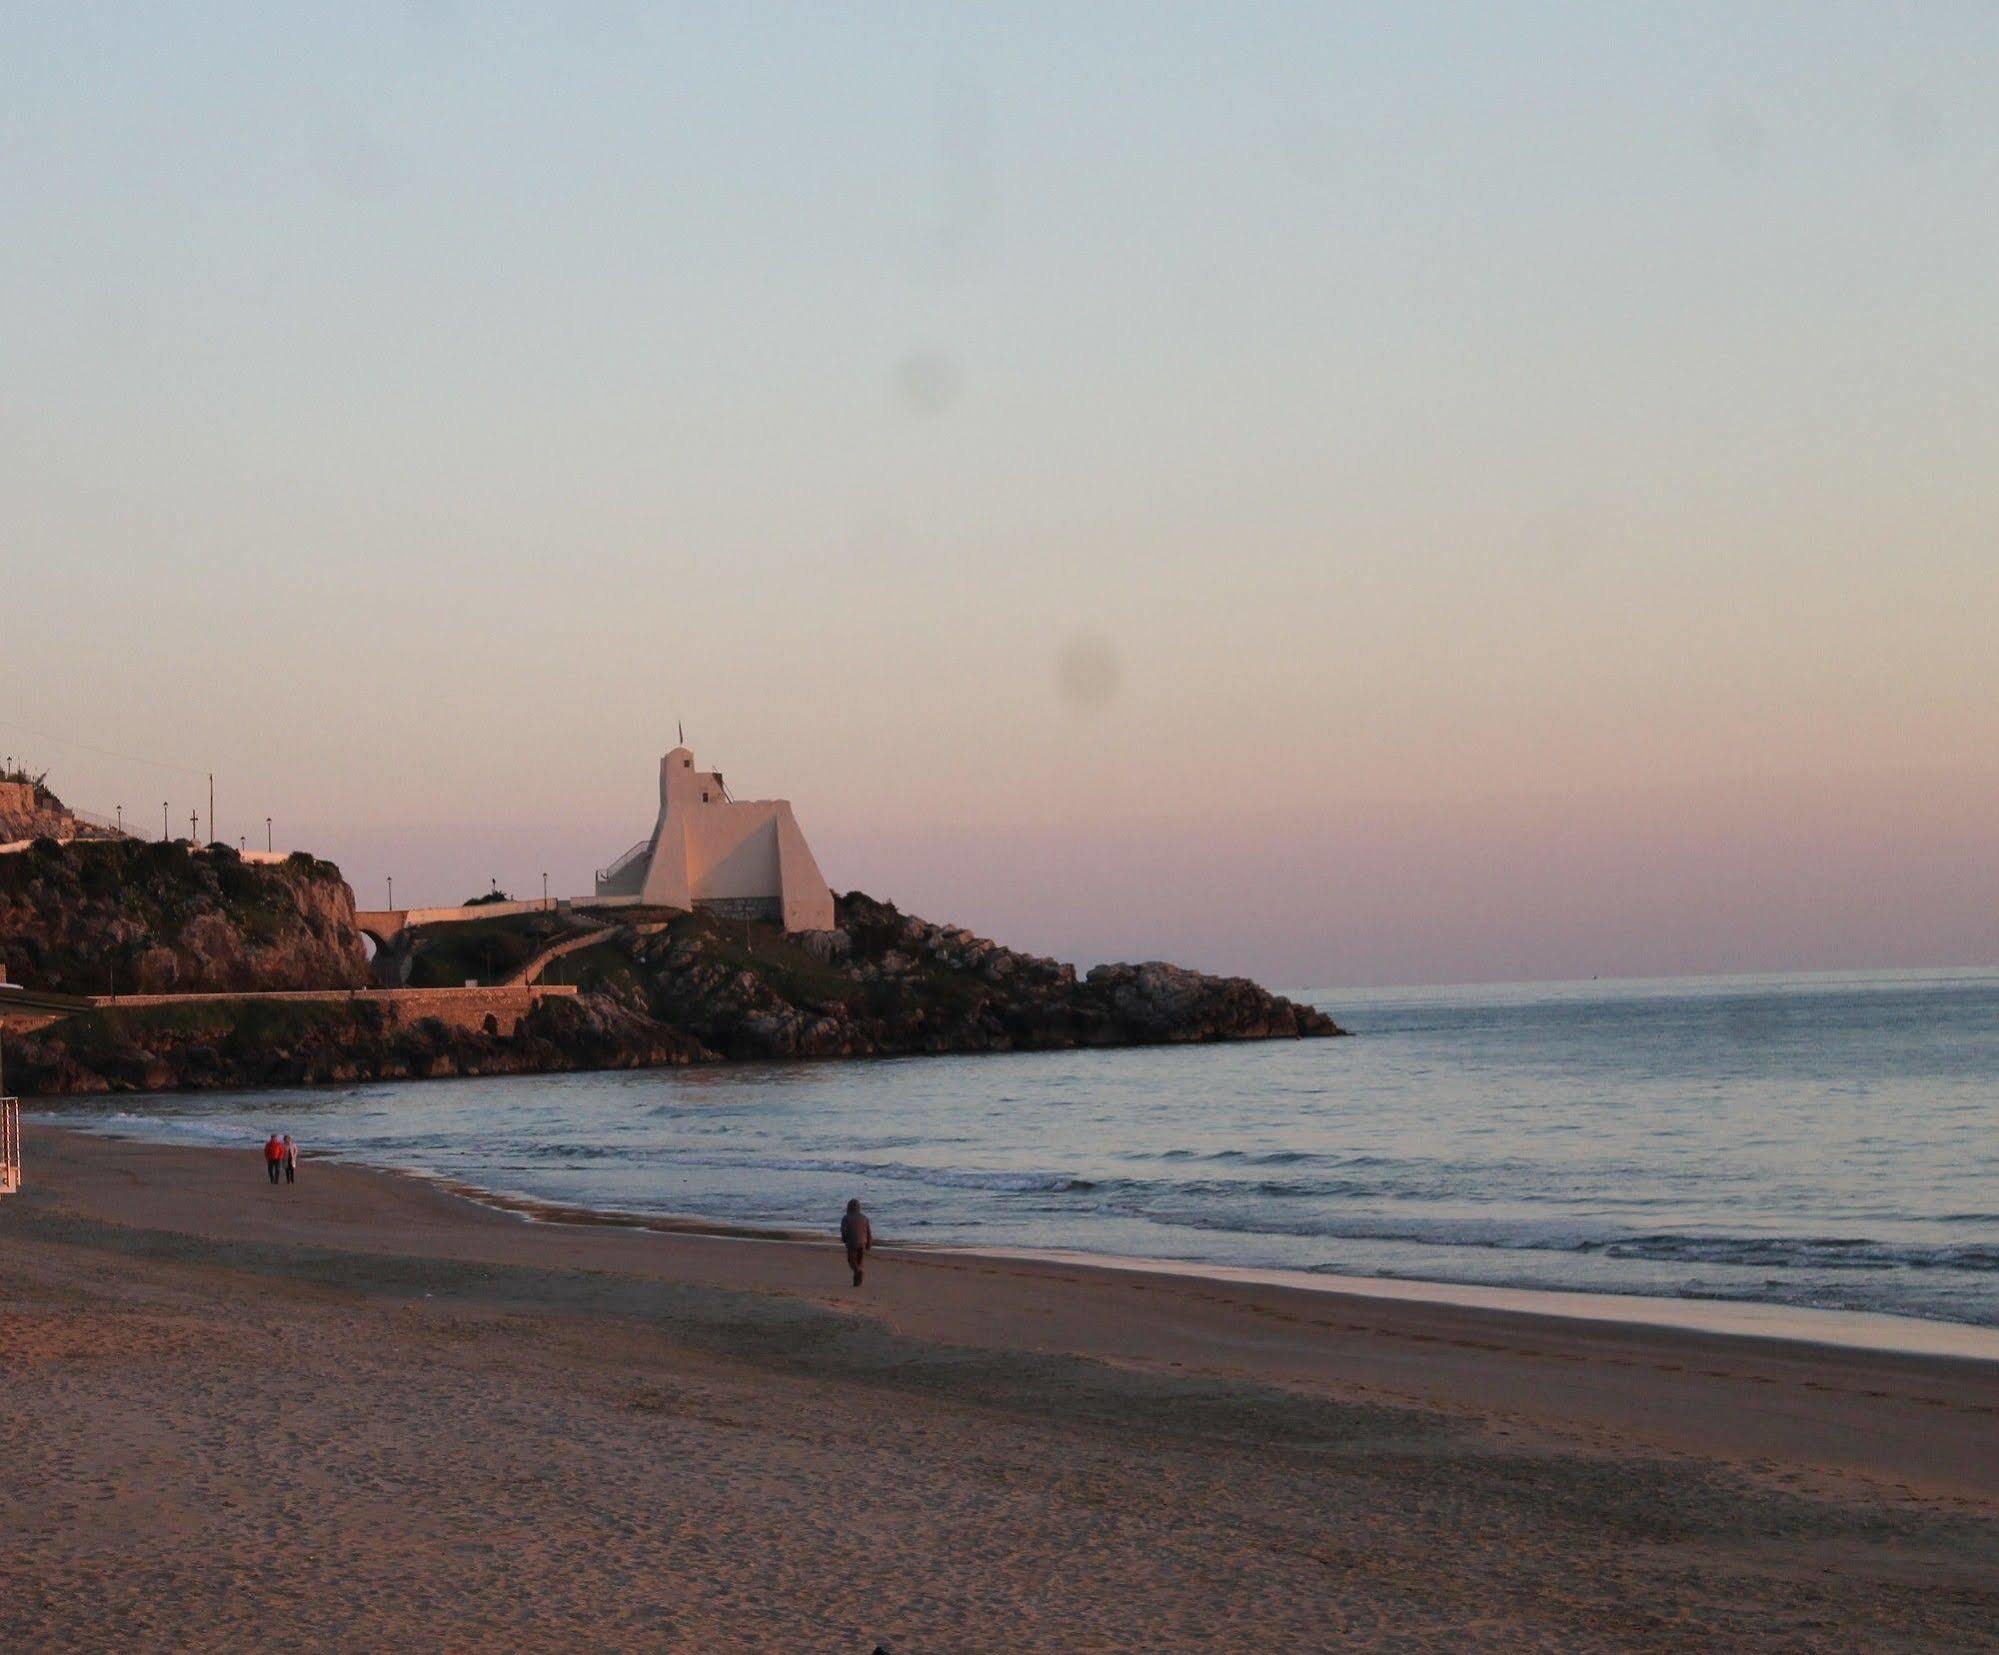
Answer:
3;1013;1345;1096
419;1165;1999;1364
965;1245;1999;1363
45;1111;1999;1364
7;1122;1998;1647
19;1122;1999;1477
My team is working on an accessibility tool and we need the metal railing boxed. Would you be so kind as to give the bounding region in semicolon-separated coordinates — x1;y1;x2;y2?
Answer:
1;1096;19;1195
67;807;136;838
594;838;651;890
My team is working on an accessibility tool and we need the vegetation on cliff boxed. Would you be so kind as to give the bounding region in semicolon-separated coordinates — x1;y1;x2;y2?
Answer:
0;837;369;995
399;911;566;988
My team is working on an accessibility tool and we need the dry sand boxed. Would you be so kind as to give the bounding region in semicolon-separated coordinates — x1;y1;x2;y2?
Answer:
4;1124;1997;1651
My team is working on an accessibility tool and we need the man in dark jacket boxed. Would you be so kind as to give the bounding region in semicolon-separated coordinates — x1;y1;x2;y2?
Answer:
840;1199;873;1287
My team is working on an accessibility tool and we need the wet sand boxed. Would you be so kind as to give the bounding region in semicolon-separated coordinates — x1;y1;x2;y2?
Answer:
4;1125;1996;1650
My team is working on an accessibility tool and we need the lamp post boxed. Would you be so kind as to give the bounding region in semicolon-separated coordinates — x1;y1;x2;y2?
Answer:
162;802;169;841
266;817;273;853
542;871;549;910
387;875;394;910
116;804;123;834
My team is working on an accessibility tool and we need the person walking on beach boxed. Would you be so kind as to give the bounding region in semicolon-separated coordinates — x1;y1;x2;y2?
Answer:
282;1134;298;1186
840;1198;873;1287
264;1133;284;1185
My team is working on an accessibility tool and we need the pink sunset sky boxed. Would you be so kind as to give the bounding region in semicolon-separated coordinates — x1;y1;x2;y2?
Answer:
5;6;1995;987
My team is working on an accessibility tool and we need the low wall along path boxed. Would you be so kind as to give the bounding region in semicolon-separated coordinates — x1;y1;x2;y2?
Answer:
79;983;578;1035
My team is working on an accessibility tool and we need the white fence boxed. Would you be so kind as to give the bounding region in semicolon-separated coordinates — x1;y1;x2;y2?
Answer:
1;1097;19;1195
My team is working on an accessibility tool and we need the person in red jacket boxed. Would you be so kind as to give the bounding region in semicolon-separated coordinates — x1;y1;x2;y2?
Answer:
263;1133;284;1185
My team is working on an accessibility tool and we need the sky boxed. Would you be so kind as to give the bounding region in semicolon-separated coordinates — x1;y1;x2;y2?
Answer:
3;3;1996;987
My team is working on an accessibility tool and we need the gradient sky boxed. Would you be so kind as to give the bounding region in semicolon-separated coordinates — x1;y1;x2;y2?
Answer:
4;3;1996;986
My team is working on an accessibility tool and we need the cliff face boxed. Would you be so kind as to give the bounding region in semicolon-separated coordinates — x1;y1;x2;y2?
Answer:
0;838;370;995
0;777;111;843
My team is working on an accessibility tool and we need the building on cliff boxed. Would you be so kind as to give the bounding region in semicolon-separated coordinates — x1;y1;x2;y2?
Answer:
594;746;835;932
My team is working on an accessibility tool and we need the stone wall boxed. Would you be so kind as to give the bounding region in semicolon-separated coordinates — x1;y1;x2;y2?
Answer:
693;895;781;924
81;983;579;1036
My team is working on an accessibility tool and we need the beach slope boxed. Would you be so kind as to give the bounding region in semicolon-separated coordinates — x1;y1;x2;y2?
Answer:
3;1127;1995;1650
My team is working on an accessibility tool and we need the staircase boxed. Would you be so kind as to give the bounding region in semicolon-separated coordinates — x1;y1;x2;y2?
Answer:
503;910;630;986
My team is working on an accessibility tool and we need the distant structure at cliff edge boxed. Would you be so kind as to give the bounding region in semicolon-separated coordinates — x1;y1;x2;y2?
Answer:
594;745;835;932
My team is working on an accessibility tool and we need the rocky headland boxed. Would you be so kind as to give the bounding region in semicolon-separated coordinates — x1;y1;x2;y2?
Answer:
0;836;368;996
629;892;1338;1060
3;811;1341;1097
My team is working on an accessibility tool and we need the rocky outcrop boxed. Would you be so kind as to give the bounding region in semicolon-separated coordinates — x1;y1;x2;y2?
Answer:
1081;960;1332;1042
6;843;1341;1095
624;892;1340;1060
522;991;713;1070
0;777;117;843
0;837;370;995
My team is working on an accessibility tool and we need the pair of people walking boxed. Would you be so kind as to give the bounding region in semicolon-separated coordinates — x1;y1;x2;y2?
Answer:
262;1133;298;1185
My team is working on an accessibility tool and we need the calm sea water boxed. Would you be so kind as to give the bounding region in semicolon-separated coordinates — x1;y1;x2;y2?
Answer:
43;968;1999;1327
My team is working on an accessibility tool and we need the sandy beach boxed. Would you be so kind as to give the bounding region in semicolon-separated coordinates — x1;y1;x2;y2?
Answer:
4;1125;1997;1651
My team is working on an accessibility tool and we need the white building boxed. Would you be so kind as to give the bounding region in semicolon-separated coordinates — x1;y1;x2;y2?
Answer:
595;746;835;932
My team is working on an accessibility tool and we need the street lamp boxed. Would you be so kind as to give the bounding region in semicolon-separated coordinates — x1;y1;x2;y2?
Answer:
542;871;549;909
266;816;272;853
387;875;394;909
162;802;169;840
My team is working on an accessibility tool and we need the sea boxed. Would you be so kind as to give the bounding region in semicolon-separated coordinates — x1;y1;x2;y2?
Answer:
37;967;1999;1331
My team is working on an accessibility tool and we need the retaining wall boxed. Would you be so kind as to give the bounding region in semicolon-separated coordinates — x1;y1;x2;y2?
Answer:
79;983;579;1036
